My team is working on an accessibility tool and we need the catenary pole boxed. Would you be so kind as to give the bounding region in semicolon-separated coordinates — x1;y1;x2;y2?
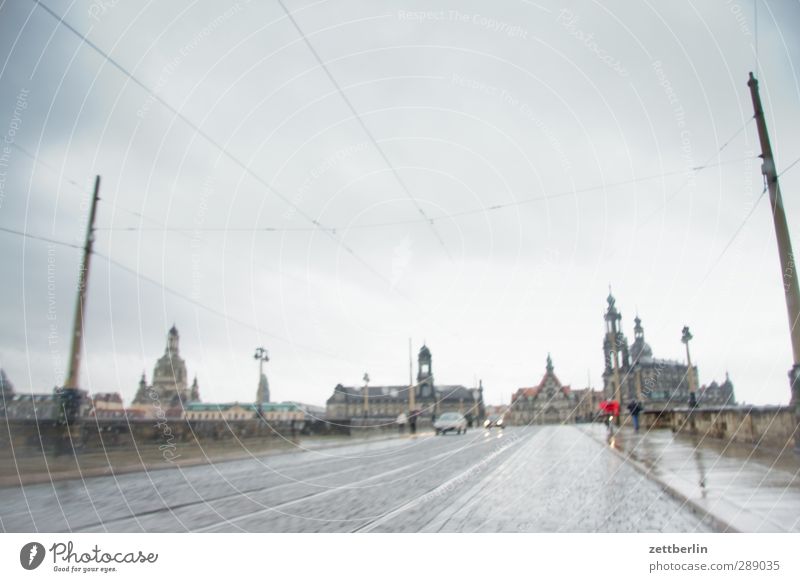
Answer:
747;73;800;450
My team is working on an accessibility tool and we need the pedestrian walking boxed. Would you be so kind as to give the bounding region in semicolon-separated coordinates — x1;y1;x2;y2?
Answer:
599;399;620;437
409;409;418;434
627;399;643;432
396;412;407;434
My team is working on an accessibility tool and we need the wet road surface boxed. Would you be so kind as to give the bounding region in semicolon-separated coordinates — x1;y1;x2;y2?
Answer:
0;426;714;532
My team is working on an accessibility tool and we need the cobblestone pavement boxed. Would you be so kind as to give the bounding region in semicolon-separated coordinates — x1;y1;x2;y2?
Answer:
580;424;800;532
0;426;714;532
413;425;714;532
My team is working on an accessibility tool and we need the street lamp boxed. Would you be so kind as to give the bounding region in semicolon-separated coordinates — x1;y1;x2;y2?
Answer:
681;327;697;408
362;372;370;418
254;347;269;418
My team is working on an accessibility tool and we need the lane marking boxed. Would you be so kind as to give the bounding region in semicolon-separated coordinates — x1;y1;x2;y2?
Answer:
192;432;494;532
353;431;531;532
66;433;460;532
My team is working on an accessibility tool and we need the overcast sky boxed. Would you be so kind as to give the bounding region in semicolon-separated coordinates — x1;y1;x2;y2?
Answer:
1;0;799;407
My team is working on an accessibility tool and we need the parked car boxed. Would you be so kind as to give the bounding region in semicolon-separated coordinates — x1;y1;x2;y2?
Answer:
434;412;467;435
483;415;505;429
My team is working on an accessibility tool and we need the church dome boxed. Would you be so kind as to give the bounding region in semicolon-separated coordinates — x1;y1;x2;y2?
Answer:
631;314;653;362
633;340;653;361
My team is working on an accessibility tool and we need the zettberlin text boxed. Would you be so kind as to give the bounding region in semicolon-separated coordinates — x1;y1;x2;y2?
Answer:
649;543;708;554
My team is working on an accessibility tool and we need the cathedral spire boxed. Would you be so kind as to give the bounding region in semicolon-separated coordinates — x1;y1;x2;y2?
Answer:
634;313;644;340
190;375;201;402
546;353;554;373
166;325;179;356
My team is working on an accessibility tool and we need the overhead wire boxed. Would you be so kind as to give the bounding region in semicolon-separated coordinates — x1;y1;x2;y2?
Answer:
91;251;343;360
632;116;754;230
0;217;347;358
0;208;344;359
17;1;773;341
9;141;187;233
91;154;758;233
696;185;768;289
30;0;396;289
10;142;89;193
777;154;800;179
0;225;84;249
26;1;761;244
276;0;452;259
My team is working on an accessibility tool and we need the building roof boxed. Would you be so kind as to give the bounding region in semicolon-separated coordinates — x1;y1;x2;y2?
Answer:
184;401;301;412
92;392;123;403
512;355;572;401
514;387;541;399
328;384;475;402
282;401;325;414
11;393;56;402
512;383;573;399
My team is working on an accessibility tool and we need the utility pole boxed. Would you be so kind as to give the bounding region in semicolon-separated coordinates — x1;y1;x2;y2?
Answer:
59;175;100;453
64;175;100;390
748;72;800;451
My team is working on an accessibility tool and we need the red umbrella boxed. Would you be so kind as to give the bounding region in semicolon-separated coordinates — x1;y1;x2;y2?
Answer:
599;400;620;415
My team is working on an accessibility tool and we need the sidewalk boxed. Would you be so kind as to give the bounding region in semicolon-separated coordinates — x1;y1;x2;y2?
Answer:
580;424;800;532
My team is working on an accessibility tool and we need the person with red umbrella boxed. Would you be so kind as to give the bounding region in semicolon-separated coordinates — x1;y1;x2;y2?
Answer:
599;399;619;434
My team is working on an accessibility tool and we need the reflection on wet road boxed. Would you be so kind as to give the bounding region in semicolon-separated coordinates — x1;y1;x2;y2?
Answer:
0;426;716;532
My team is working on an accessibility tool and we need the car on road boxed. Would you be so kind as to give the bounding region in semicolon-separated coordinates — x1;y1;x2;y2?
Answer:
483;415;505;429
434;412;467;435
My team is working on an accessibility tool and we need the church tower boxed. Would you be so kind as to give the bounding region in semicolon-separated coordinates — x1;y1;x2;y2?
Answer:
602;292;631;402
166;324;179;356
630;314;653;365
133;371;149;404
190;376;201;402
151;325;189;405
0;368;15;400
417;344;434;399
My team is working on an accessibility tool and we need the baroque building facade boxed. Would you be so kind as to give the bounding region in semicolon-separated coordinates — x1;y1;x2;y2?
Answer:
325;344;485;424
602;293;735;410
698;373;736;406
509;354;579;425
133;326;201;408
184;401;305;422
